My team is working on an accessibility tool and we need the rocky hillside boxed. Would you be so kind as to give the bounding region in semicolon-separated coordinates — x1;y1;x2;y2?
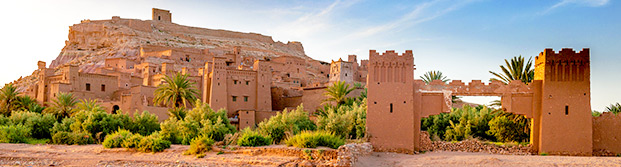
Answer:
13;16;314;91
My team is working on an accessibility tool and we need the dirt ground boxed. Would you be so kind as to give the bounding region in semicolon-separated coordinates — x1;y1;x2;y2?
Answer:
355;151;621;167
0;143;299;166
0;143;620;167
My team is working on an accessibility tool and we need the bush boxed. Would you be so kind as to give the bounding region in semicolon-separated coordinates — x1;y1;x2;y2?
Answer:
136;133;171;152
184;135;215;156
0;124;31;143
237;128;272;147
160;101;235;145
316;101;366;139
103;129;133;148
257;105;316;144
9;111;56;139
121;134;144;148
487;116;528;142
285;131;345;149
51;131;94;145
159;119;182;144
131;111;160;136
422;105;498;141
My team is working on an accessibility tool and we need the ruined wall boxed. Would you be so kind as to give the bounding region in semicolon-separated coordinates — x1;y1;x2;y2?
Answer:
592;112;621;154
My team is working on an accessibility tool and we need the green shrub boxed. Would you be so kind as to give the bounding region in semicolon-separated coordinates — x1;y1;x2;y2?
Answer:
102;129;133;148
487;116;528;142
71;131;94;145
237;128;272;147
422;105;498;141
51;131;93;145
0;124;31;143
159;119;182;144
184;135;215;156
51;131;72;144
200;117;232;141
285;131;345;149
131;111;160;136
0;115;9;126
257;105;316;144
122;134;144;148
9;111;56;139
160;101;235;145
136;133;171;152
316;101;366;139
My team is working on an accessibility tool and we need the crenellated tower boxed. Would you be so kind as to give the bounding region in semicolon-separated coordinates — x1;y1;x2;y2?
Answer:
367;50;417;153
533;48;592;155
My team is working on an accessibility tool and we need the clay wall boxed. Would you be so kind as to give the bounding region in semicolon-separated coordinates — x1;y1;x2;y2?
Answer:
128;19;152;32
367;50;417;153
152;8;172;23
592;112;621;154
238;110;256;129
535;48;592;155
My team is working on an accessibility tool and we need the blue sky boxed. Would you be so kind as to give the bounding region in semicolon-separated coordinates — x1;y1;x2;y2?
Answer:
0;0;619;111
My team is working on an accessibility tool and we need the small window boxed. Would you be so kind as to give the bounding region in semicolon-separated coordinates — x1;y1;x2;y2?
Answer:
86;83;91;91
101;84;106;92
390;103;393;113
234;80;238;84
232;96;237;102
244;96;248;102
565;105;569;115
158;16;161;20
246;81;249;85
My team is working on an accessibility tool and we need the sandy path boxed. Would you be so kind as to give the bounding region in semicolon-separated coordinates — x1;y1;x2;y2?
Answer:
0;143;299;167
355;151;621;167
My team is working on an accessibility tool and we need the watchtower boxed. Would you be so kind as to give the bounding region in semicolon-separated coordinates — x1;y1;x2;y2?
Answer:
152;8;172;23
367;50;416;152
533;48;592;155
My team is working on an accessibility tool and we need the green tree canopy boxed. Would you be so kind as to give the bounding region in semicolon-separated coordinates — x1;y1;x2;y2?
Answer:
154;73;199;108
323;81;354;106
44;92;78;119
489;55;534;84
420;71;450;84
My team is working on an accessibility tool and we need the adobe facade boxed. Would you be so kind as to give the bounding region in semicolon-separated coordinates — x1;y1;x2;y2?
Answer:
19;8;340;128
366;48;621;156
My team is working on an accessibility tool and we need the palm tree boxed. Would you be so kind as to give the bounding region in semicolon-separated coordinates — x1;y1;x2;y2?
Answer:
489;55;534;84
0;84;20;115
420;71;450;84
605;103;621;114
76;99;104;112
15;95;44;113
154;73;199;108
323;81;354;106
44;92;78;118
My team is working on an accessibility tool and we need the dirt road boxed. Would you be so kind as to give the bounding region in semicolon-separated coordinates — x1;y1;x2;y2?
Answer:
355;151;621;167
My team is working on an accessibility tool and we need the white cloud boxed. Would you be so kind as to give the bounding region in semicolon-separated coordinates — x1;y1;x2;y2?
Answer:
543;0;609;14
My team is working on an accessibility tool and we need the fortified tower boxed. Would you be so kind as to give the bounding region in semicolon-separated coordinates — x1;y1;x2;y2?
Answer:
329;58;354;83
534;48;592;155
152;8;172;23
367;50;416;152
207;57;228;111
254;60;272;112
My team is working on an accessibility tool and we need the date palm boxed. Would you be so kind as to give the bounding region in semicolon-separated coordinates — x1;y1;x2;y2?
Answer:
421;71;450;84
605;103;621;114
154;73;199;108
44;92;78;119
0;84;20;115
76;99;104;112
489;55;534;84
323;81;354;106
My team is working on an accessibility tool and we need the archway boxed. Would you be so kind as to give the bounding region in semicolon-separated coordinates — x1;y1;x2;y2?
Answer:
112;105;120;114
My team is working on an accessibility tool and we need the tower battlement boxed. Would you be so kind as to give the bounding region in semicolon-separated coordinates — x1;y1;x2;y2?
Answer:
535;48;590;82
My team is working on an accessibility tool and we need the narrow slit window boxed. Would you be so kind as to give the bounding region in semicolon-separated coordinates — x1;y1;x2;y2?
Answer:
565;105;569;115
86;83;91;91
390;103;393;113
